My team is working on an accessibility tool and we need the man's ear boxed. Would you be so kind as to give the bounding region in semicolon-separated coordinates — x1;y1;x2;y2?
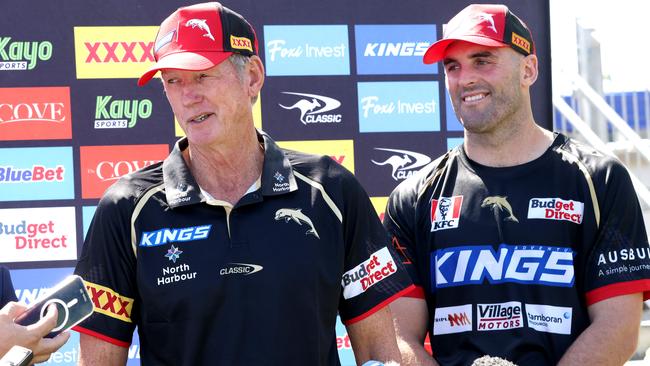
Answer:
521;54;538;87
247;55;265;98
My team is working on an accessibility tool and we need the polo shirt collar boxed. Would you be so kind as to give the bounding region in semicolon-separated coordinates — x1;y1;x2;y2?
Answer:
163;131;297;209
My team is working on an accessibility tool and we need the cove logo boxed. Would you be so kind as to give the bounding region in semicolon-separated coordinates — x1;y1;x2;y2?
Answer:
355;24;437;75
264;25;350;76
357;81;440;133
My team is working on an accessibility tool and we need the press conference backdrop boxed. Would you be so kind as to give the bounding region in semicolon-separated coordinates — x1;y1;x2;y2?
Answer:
0;0;551;364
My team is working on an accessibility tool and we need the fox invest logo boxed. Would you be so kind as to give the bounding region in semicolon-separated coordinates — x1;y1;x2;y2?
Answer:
279;92;342;125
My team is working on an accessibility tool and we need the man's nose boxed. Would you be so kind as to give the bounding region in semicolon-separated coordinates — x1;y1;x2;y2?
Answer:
181;82;203;106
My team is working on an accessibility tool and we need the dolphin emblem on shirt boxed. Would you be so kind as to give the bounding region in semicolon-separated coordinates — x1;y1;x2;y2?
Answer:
185;19;215;41
275;208;320;239
481;196;519;223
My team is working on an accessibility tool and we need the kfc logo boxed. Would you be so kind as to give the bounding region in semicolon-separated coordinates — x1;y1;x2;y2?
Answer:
430;196;463;232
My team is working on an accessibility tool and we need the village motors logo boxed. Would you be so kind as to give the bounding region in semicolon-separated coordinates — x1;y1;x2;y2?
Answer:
279;92;342;125
0;37;53;71
371;148;431;180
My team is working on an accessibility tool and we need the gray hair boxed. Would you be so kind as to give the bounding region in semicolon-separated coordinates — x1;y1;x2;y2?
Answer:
228;54;259;105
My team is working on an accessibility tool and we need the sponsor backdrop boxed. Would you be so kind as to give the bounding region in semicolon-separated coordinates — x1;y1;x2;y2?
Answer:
1;0;551;364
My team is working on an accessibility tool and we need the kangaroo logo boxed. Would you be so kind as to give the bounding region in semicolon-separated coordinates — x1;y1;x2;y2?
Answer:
274;208;320;239
185;19;215;41
481;196;519;223
279;92;342;125
371;148;432;181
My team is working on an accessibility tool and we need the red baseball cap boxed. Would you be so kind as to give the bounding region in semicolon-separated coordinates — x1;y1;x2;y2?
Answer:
138;2;259;86
423;4;535;64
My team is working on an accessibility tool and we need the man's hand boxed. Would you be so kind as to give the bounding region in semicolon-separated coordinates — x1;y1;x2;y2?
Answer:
0;302;70;364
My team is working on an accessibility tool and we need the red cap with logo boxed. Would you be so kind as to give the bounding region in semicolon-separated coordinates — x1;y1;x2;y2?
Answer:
138;2;259;86
423;4;535;64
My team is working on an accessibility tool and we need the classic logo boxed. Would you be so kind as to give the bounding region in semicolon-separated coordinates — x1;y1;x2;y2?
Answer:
430;196;463;232
219;263;264;276
525;304;572;335
139;225;212;247
354;24;436;75
95;95;152;129
264;25;349;76
341;247;398;299
358;81;440;133
0;37;53;71
0;147;73;202
433;244;575;289
185;19;215;41
477;301;523;331
482;196;519;222
0;87;72;141
0;207;77;263
433;304;473;335
527;198;584;224
371;148;431;181
275;208;320;238
85;280;134;323
279;92;342;125
74;26;158;78
80;144;168;199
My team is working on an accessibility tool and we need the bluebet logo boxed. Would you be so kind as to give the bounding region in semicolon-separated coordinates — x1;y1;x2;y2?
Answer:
358;81;440;133
431;244;575;290
264;25;350;76
139;225;211;247
355;24;437;75
95;95;152;129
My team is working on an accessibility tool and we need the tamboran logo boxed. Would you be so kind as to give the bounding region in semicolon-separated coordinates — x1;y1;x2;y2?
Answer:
85;280;134;323
371;148;431;181
95;96;152;129
0;87;72;141
432;244;575;289
433;304;472;335
477;301;523;331
0;37;53;71
525;303;572;335
279;92;342;125
139;225;211;247
430;196;463;232
527;198;584;224
220;263;264;276
342;247;397;299
0;165;64;183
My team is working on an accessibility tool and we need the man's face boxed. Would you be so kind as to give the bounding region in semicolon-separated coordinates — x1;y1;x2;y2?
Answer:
161;59;251;147
443;42;524;135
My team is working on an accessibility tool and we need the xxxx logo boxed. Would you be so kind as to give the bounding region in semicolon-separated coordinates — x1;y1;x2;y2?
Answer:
84;42;154;63
85;280;134;323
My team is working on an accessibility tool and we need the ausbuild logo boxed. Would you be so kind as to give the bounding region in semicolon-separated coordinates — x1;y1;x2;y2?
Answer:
0;37;53;71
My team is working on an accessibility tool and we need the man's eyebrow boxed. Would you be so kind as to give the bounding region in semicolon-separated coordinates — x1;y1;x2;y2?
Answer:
443;51;496;65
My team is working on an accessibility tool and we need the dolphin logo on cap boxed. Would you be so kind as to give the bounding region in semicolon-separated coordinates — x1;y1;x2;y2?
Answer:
185;19;215;41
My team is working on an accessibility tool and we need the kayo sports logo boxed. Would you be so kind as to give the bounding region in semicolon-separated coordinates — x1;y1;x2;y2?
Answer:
0;37;53;71
432;244;575;289
139;225;212;247
95;96;152;129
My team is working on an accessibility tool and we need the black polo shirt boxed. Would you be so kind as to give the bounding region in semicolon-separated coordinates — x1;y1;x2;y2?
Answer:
74;131;413;365
384;133;650;366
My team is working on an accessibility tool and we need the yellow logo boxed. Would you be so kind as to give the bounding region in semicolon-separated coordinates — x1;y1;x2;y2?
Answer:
85;280;134;323
230;35;253;52
277;139;355;173
511;32;531;54
74;26;159;79
370;196;388;221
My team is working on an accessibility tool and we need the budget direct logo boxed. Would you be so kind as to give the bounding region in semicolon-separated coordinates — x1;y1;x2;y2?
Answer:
358;81;440;133
264;25;350;76
94;95;152;129
525;304;572;335
433;304;472;335
355;24;437;75
341;247;397;299
0;207;77;263
277;139;354;173
0;37;53;71
278;92;342;125
0;87;72;141
80;145;168;199
0;147;73;201
371;148;431;181
477;301;524;331
74;26;158;79
527;198;584;225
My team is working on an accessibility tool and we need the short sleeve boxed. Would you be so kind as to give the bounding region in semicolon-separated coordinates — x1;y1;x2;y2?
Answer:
335;167;414;324
73;187;139;347
584;159;650;305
